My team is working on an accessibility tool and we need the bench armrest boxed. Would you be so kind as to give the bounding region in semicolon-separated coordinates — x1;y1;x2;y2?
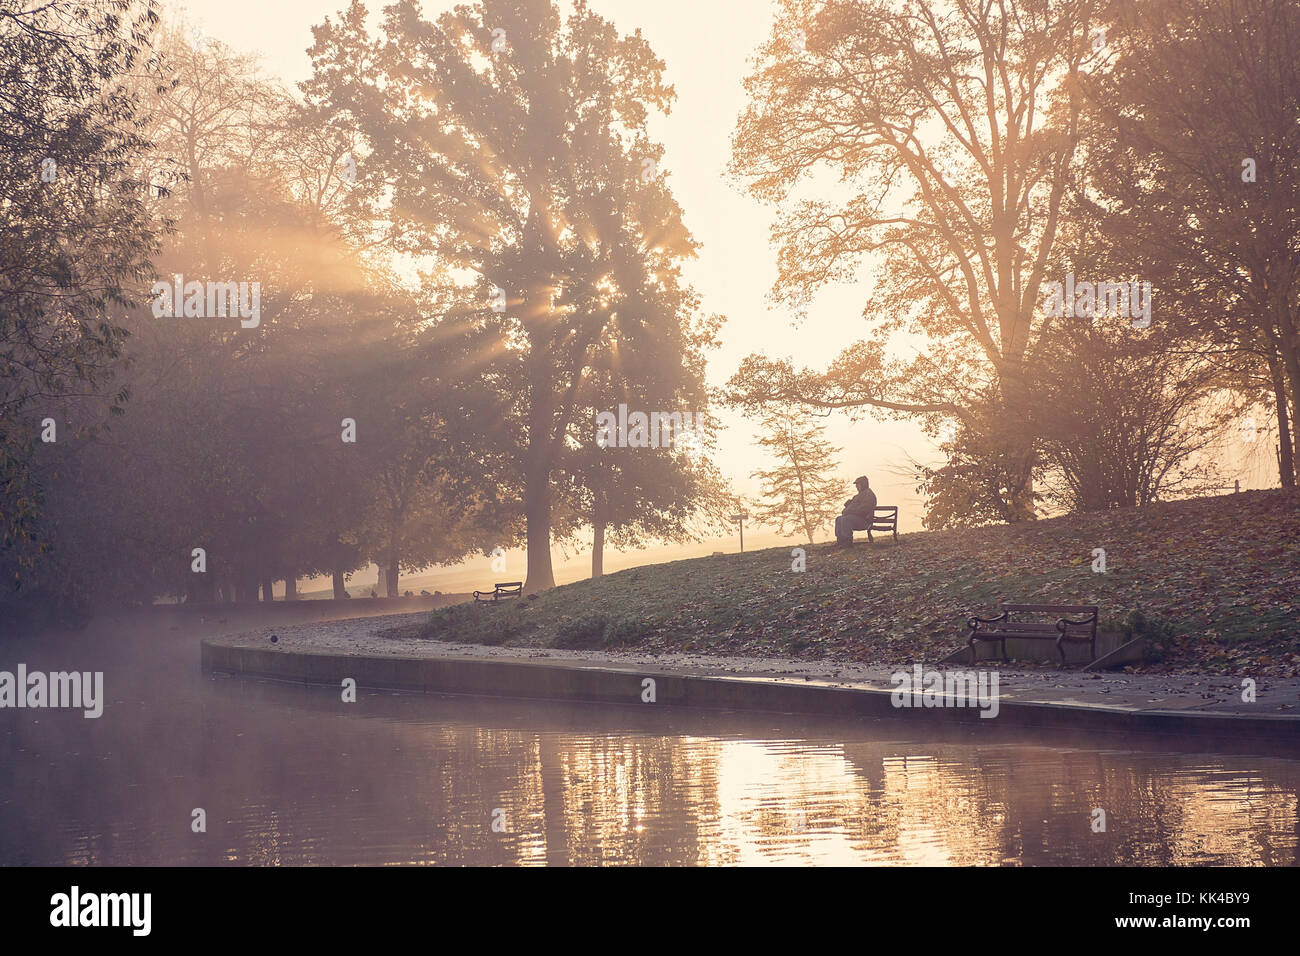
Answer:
1056;614;1097;626
968;611;1008;629
1056;615;1097;633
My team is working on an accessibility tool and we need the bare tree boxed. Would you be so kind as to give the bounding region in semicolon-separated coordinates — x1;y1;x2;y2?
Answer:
729;0;1102;519
750;407;845;543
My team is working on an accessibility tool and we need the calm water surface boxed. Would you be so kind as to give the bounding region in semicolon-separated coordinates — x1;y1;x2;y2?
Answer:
1;616;1297;866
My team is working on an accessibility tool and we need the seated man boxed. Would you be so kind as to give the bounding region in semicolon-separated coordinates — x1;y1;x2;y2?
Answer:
834;476;877;545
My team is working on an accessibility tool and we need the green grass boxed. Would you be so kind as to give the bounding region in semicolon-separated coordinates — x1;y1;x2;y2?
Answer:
418;490;1300;675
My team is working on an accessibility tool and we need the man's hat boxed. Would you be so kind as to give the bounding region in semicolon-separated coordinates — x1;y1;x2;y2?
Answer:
855;475;870;487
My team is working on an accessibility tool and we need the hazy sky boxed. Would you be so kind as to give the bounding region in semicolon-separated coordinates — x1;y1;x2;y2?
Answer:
169;0;1274;589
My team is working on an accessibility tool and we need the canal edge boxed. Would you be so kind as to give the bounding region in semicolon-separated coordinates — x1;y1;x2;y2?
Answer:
200;638;1300;750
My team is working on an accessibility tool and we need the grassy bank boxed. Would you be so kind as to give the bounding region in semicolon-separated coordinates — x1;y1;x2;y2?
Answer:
413;490;1300;675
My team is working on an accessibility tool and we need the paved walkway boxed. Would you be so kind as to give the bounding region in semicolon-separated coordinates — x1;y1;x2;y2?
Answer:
218;611;1300;721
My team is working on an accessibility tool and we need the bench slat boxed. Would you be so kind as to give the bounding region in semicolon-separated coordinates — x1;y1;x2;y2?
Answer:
983;623;1060;632
1002;604;1097;614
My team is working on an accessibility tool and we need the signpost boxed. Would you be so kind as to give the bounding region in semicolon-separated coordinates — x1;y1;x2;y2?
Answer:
729;510;749;553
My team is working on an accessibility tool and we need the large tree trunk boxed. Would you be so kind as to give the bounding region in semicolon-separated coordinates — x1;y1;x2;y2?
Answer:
386;539;399;599
1267;348;1296;488
522;276;560;593
332;569;346;599
998;365;1038;522
261;576;275;603
284;576;297;601
1277;347;1300;489
524;464;556;592
592;519;605;578
1269;292;1300;485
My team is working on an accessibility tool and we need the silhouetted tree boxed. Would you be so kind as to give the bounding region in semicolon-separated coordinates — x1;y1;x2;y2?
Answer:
728;0;1103;521
749;408;844;543
0;0;161;612
1082;0;1300;489
307;0;718;590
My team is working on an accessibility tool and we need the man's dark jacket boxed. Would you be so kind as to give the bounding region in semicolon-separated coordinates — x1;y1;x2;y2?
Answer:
843;485;877;518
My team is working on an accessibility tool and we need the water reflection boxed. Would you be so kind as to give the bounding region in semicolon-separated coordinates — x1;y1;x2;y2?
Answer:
0;626;1296;865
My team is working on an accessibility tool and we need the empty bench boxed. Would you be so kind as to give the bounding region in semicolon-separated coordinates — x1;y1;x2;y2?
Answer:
966;603;1099;666
473;581;522;603
868;506;899;544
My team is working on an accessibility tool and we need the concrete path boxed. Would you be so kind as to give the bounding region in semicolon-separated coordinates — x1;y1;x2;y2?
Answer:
202;611;1300;749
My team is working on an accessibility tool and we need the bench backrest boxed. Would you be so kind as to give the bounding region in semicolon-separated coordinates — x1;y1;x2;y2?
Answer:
1003;604;1097;618
496;582;522;592
871;506;898;529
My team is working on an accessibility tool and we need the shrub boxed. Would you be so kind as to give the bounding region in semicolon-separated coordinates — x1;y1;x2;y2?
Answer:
604;617;653;647
1118;608;1178;662
552;614;609;649
423;604;524;645
552;615;653;649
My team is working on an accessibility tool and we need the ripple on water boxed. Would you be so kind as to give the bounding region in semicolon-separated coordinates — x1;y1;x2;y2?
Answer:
0;629;1296;865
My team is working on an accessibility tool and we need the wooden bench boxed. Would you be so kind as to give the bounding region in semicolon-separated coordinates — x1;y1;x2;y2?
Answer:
867;506;899;544
473;581;523;603
967;603;1099;666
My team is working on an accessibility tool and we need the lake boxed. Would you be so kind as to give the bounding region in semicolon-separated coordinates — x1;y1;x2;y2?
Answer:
1;615;1296;865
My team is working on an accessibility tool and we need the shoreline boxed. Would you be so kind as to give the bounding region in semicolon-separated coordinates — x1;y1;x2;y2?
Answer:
201;611;1300;751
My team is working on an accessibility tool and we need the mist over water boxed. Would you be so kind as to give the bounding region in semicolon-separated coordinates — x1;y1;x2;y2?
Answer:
1;614;1296;866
